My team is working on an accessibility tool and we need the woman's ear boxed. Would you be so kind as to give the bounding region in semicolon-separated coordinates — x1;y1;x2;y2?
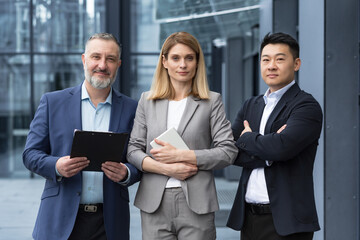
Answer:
162;55;167;69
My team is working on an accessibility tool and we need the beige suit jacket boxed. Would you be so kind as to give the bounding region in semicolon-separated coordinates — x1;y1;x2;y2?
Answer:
127;91;238;214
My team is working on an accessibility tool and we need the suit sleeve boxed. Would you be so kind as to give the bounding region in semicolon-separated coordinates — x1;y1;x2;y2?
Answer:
238;96;323;162
23;94;59;182
120;98;142;186
232;99;267;169
127;93;148;171
122;162;142;186
194;94;238;170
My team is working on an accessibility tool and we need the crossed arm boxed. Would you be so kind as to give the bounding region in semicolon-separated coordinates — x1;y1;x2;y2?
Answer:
127;96;198;180
127;93;237;180
140;138;197;180
233;98;322;168
241;120;286;136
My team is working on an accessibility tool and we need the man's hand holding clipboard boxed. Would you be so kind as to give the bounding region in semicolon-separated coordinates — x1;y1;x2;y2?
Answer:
56;130;130;182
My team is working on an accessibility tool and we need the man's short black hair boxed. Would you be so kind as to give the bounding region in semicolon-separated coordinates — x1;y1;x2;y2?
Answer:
260;32;300;59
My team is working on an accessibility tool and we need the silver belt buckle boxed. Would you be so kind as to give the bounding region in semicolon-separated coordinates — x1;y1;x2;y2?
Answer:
84;204;97;213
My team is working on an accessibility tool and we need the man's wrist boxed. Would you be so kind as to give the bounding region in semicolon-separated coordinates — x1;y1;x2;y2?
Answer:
55;166;63;177
55;165;63;182
118;165;131;185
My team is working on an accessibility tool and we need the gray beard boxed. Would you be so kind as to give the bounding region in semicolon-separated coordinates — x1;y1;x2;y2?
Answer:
85;71;117;89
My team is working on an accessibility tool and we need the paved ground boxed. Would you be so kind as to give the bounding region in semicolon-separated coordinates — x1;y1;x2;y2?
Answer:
0;177;240;240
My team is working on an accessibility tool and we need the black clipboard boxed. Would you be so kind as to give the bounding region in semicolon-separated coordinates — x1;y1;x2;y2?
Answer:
70;130;129;172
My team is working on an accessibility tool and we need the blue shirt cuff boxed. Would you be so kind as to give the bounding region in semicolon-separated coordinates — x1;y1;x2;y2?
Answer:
118;165;131;185
55;163;63;181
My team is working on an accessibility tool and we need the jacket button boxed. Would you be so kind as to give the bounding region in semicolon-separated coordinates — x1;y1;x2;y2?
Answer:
77;192;81;196
240;143;246;148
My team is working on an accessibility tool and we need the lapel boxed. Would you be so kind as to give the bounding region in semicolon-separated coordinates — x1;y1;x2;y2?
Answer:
177;95;199;136
264;83;300;134
155;98;169;135
68;84;82;131
252;96;266;132
109;89;123;132
66;84;83;180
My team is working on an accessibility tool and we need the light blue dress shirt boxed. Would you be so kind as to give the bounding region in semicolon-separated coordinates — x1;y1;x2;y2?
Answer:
55;82;131;203
80;82;112;204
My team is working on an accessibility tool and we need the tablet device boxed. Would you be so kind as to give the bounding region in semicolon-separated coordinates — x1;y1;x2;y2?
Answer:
150;127;189;150
70;130;129;172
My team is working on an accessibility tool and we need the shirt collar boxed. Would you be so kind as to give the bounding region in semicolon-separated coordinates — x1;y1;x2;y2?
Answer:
263;80;295;104
81;81;112;105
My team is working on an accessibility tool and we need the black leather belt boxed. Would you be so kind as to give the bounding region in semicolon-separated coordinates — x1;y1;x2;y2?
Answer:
79;203;103;213
246;202;271;215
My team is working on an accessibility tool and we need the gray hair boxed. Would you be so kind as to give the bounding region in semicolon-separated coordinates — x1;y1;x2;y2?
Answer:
85;33;122;59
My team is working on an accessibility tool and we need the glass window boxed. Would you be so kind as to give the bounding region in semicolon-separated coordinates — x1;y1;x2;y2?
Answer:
33;0;106;53
33;55;84;106
129;0;260;100
0;0;106;177
0;55;31;176
0;0;30;53
130;55;159;97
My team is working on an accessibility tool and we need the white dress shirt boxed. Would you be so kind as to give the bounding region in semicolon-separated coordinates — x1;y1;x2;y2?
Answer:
245;80;295;204
165;97;187;188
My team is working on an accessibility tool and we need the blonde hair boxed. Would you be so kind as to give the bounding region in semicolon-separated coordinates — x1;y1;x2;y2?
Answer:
148;32;210;100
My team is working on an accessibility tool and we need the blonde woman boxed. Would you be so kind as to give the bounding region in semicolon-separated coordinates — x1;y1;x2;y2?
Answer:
127;32;237;240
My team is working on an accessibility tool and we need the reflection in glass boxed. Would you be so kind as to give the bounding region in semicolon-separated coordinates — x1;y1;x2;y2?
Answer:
33;0;106;52
130;55;158;99
0;0;30;52
0;0;106;177
130;0;260;100
33;55;84;107
155;0;259;20
0;55;31;176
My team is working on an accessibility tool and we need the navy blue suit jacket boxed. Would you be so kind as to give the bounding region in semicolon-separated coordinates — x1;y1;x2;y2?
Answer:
227;83;322;236
23;83;141;240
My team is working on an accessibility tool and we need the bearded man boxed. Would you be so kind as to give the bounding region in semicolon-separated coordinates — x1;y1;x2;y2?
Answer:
23;33;141;240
